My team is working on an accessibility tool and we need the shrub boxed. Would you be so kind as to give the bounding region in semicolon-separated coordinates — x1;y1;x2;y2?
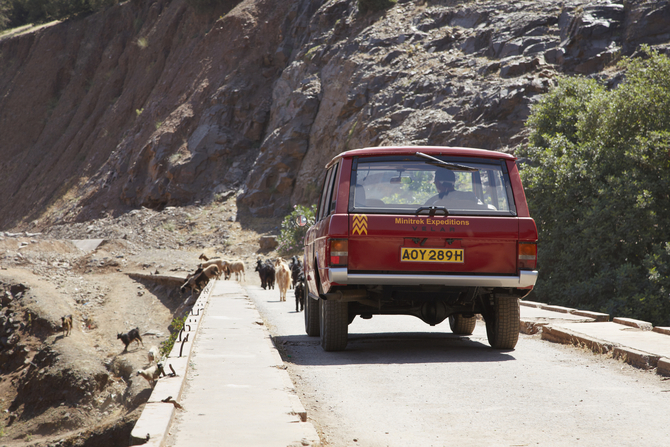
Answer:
277;204;317;256
518;46;670;325
160;315;187;358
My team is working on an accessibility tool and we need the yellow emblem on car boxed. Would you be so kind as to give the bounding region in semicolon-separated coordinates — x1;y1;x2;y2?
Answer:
352;214;367;235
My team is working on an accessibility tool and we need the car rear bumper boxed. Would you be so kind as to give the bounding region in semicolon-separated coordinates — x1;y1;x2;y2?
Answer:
329;268;538;288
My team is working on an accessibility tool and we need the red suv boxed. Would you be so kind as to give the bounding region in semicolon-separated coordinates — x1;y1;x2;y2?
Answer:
302;146;538;351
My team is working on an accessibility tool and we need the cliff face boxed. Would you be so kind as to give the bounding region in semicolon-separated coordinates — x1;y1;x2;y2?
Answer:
1;0;669;229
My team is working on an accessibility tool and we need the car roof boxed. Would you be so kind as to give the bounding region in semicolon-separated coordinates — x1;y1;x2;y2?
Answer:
325;146;516;169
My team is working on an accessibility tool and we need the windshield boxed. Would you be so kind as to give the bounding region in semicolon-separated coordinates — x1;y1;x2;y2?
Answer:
350;156;515;216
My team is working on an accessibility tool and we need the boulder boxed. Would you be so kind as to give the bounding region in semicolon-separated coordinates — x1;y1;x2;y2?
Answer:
259;236;279;250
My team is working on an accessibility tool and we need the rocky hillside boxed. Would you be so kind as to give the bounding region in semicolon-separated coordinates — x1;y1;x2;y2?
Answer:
1;0;669;230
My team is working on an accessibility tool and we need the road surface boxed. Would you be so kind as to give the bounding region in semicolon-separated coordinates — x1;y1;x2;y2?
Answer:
245;284;670;447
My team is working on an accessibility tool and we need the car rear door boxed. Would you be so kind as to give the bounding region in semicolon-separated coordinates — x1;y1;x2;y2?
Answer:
346;154;520;277
347;214;518;275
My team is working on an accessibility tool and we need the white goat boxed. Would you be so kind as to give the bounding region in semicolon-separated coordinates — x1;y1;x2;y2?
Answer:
147;346;160;365
137;362;165;386
274;258;291;302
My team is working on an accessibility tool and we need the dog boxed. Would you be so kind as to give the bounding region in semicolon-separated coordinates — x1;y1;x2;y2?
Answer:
61;315;73;337
117;327;144;352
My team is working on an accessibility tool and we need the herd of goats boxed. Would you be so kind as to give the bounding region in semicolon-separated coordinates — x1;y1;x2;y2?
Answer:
179;254;306;312
55;254;308;390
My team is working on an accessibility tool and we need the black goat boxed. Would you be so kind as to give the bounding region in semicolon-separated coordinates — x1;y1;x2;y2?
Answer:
180;265;218;295
294;272;305;312
118;327;144;352
289;256;303;289
265;259;275;289
180;267;203;294
255;259;276;290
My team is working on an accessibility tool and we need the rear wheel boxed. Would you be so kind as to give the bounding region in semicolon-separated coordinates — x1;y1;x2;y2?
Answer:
484;296;520;350
304;282;320;336
320;298;349;351
449;314;477;335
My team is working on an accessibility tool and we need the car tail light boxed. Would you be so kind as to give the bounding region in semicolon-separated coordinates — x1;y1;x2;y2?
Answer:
518;242;537;270
329;239;348;267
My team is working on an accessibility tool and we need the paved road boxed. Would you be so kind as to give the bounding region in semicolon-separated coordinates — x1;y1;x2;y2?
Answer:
247;284;670;447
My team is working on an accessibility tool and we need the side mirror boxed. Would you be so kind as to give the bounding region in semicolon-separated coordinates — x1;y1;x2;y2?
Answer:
296;215;307;227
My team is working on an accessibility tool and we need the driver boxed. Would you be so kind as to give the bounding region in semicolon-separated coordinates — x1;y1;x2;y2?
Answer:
424;169;455;206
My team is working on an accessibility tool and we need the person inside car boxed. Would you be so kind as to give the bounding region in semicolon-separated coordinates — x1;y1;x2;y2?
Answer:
425;169;488;210
424;169;456;206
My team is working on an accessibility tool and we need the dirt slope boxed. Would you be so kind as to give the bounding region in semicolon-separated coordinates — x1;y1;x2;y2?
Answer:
0;198;271;446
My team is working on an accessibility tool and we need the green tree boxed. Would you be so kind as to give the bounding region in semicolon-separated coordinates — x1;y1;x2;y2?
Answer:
277;204;317;256
519;46;670;325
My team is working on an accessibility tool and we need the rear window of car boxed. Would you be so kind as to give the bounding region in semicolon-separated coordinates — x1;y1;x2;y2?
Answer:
349;155;516;216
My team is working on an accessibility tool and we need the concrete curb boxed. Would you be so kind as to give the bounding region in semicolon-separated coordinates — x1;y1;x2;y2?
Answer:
519;301;603;335
612;346;659;370
541;325;615;355
521;300;610;322
658;357;670;376
129;281;213;446
520;319;546;335
540;324;670;375
613;317;653;330
521;300;670;376
127;272;185;288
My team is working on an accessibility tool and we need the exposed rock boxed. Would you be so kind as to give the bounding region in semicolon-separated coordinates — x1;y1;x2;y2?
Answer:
2;290;12;306
259;235;279;250
1;0;670;226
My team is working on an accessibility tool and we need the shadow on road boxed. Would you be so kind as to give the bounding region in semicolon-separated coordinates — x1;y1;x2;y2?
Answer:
273;332;516;366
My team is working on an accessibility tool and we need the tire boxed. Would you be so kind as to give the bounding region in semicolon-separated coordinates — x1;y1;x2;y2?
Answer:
484;296;520;350
304;282;320;337
320;298;349;351
449;314;477;335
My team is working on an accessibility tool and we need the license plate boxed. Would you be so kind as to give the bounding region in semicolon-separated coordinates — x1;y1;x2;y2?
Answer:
400;247;464;263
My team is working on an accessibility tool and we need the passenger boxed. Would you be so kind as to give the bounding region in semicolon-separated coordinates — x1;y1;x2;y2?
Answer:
425;169;487;210
424;169;456;206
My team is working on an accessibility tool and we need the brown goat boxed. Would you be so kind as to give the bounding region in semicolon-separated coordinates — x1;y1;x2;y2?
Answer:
61;314;73;337
226;260;246;282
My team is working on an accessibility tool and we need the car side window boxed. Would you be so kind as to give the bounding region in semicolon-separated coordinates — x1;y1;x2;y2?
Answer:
327;162;339;216
317;167;335;221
